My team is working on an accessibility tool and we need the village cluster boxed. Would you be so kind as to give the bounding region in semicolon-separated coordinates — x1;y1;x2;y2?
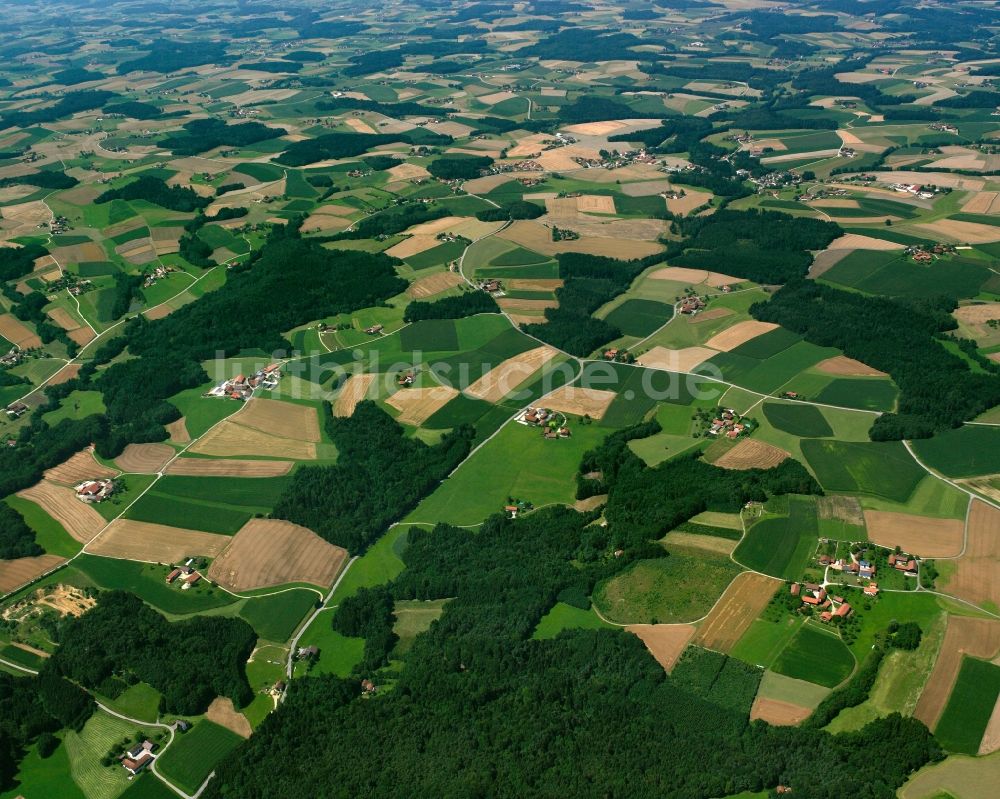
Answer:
207;364;282;401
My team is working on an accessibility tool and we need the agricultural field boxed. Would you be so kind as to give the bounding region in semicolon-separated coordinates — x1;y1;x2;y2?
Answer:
156;720;244;795
770;622;856;689
733;496;819;581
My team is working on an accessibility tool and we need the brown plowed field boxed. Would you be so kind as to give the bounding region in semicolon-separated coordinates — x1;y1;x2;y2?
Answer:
0;555;66;594
687;307;733;324
714;439;790;470
44;449;118;486
17;481;107;543
626;624;696;672
694;572;782;653
386;385;459;426
0;314;42;350
648;267;739;286
750;697;812;726
496;297;558;312
207;519;347;592
165;458;294;477
206;697;252;738
815;355;887;377
334;373;376;417
47;307;81;331
166;417;190;443
407;271;464;298
639;346;717;373
464;345;559;403
962;191;1000;215
67;327;95;346
705;320;780;352
915;616;1000;730
864;510;964;557
980;696;1000;755
542;385;617;419
87;519;230;563
387;234;444;260
232;400;320;442
939;501;1000;611
48;363;81;385
114;443;175;473
188;423;317;460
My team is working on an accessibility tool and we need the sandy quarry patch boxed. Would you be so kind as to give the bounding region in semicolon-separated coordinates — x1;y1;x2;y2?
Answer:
648;267;738;287
694;571;782;652
938;500;1000;612
815;355;888;377
542;385;617;419
386;385;459;426
386;234;446;260
88;519;230;563
407;271;464;298
750;697;813;726
208;518;347;592
864;510;964;557
231;399;320;442
916;219;1000;244
638;346;717;373
166;417;190;444
205;697;252;738
705;320;779;352
165;458;293;477
714;439;790;470
335;373;377;418
17;480;107;543
915;616;1000;730
465;345;560;403
961;191;1000;215
0;555;66;595
114;443;175;474
0;314;42;350
188;422;316;460
44;448;118;486
627;624;696;672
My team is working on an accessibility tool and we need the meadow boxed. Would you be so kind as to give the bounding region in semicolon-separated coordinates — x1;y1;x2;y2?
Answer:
911;425;1000;477
801;439;925;502
532;602;614;639
761;402;833;438
731;617;803;670
603;299;674;337
770;623;856;689
157;720;244;795
734;497;819;581
934;656;1000;754
238;589;319;642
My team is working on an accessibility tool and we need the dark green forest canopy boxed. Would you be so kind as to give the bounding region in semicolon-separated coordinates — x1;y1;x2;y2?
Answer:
161;118;288;155
206;507;940;799
751;280;1000;439
275;130;452;166
49;591;256;716
96;175;210;213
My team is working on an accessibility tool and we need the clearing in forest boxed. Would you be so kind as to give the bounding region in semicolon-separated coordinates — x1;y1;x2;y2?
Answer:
205;697;252;738
626;624;696;672
334;373;377;417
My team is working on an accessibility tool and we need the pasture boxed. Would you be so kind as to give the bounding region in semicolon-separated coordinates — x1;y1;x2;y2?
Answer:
732;617;803;670
603;298;674;337
733;496;818;581
64;711;156;799
761;402;833;438
912;425;1000;478
238;589;318;642
157;720;244;795
934;657;1000;755
292;614;364;678
801;439;925;502
770;623;856;689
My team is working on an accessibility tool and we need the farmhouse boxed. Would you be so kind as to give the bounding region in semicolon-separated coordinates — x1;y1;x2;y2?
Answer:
708;408;750;439
800;585;827;606
888;553;918;574
166;568;182;584
181;572;200;590
365;324;384;335
863;582;879;596
296;645;318;660
858;560;875;579
121;740;157;775
679;296;706;315
74;478;114;503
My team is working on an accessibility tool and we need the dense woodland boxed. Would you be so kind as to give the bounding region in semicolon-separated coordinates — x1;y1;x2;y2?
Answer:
752;280;1000;438
95;175;210;213
161;118;287;155
272;401;473;553
208;506;940;799
403;290;498;322
0;503;43;560
49;591;256;716
276;129;452;166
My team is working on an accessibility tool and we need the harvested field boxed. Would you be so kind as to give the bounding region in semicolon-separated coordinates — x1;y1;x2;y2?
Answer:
48;362;81;386
815;355;887;377
386;162;430;181
507;279;563;291
714;439;790;470
664;531;737;556
144;304;174;321
809;247;852;278
688;307;732;324
638;346;717;373
542;385;617;419
165;458;293;477
694;571;782;653
44;448;118;486
817;495;865;526
557;195;617;215
17;481;106;543
344;118;376;134
960;475;1000;504
387;385;459;426
863;510;964;557
0;555;66;594
188;423;317;460
464;345;559;403
232;400;320;442
386;235;444;260
648;267;738;286
962;191;1000;215
750;696;812;726
955;303;1000;325
67;327;95;346
573;494;608;512
939;501;1000;612
914;616;1000;730
114;443;175;474
47;307;81;331
335;373;377;417
51;241;105;264
205;697;252;738
900;751;1000;799
496;297;558;312
0;314;42;350
981;696;1000;755
406;216;469;236
166;417;190;444
666;189;713;216
704;320;779;352
915;219;1000;244
87;519;230;563
626;624;696;672
498;220;663;259
207;519;347;592
407;271;464;298
620;179;672;197
300;213;350;234
827;233;906;251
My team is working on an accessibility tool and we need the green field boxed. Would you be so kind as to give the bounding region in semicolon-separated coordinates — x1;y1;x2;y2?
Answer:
822;250;990;300
292;612;364;677
120;775;178;799
770;622;856;688
392;598;449;654
761;402;833;437
157;720;244;795
754;669;830;710
729;327;801;360
532;602;614;639
801;439;925;502
593;549;741;625
5;495;82;558
934;657;1000;755
399;319;459;351
733;496;818;581
0;736;86;799
731;617;803;669
603;299;674;337
98;682;162;724
123;491;250;534
912;426;1000;478
64;711;157;799
814;378;898;412
239;589;319;642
